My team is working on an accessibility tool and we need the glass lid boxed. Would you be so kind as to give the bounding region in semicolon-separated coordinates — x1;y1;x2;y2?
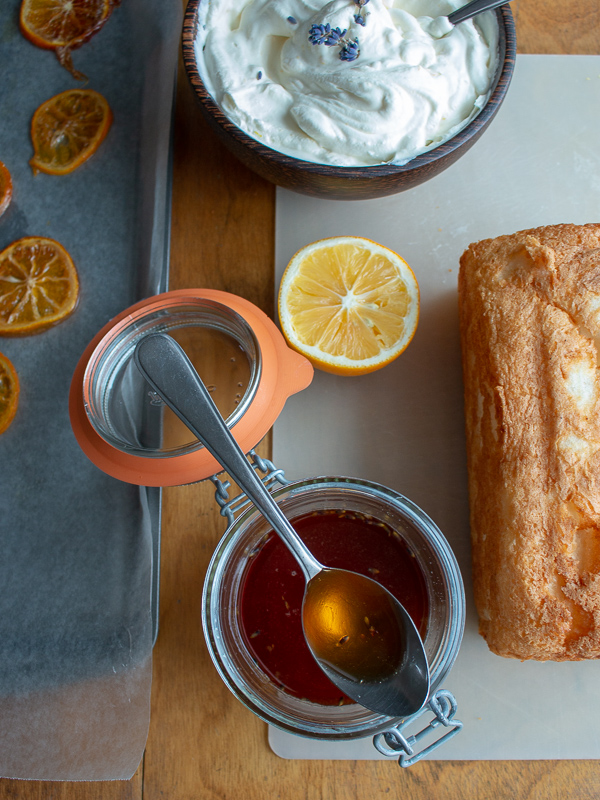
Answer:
69;289;313;486
83;297;261;458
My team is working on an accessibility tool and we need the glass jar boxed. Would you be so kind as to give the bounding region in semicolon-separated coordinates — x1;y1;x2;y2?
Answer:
202;475;465;741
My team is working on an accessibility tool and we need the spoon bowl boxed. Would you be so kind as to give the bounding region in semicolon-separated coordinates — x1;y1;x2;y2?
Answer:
134;332;430;717
303;568;430;716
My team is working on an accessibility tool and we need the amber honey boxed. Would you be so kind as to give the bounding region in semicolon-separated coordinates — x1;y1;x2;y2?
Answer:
240;509;429;706
303;567;406;685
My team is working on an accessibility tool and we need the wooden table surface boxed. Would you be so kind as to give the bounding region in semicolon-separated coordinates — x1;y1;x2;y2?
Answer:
3;1;600;797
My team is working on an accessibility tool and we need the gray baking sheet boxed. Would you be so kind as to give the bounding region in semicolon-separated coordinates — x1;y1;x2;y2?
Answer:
0;0;180;780
271;55;600;761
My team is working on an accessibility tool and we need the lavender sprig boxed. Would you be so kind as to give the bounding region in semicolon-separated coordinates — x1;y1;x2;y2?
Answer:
308;23;347;46
308;23;360;62
308;0;368;62
353;0;369;26
339;38;360;61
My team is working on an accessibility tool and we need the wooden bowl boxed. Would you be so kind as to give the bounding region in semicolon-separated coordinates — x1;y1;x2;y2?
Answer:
182;1;516;201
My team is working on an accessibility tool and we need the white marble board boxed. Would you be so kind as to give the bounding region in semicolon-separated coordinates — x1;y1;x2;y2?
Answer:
270;55;600;761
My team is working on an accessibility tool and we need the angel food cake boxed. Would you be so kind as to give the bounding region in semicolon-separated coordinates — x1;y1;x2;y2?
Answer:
458;223;600;661
195;0;499;166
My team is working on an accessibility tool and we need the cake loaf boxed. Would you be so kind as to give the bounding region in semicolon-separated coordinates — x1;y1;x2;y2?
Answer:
458;223;600;660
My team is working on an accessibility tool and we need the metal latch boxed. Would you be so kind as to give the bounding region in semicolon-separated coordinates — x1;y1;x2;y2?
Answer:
373;689;462;767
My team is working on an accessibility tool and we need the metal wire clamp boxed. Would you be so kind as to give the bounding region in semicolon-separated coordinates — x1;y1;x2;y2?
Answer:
210;450;288;527
373;689;462;767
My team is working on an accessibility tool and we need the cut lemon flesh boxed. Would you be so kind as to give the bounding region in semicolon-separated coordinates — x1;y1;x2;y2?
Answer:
30;89;113;176
0;351;19;434
278;237;419;375
0;237;80;336
0;161;12;219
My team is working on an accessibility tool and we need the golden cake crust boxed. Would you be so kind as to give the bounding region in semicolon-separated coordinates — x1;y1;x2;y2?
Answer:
458;223;600;660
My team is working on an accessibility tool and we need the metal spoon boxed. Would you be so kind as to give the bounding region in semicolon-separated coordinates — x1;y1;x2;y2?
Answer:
134;333;430;718
427;0;511;37
448;0;512;26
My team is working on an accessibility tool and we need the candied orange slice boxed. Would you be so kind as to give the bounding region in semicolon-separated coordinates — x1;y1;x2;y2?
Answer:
0;237;80;336
0;161;12;219
19;0;117;79
30;89;112;176
0;351;20;434
278;236;419;375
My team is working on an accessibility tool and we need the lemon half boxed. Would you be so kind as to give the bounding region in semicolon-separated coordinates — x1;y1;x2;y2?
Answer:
278;236;419;375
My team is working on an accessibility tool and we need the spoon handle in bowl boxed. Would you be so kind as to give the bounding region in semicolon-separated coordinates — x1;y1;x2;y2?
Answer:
133;332;322;580
447;0;510;25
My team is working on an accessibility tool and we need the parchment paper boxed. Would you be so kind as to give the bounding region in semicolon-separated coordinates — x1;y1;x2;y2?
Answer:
0;0;180;780
271;55;600;761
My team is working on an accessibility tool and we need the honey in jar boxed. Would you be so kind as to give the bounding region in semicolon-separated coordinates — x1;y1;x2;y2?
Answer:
240;509;429;706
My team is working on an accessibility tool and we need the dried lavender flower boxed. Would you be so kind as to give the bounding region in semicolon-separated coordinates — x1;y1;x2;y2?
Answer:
340;38;360;61
308;0;367;61
353;0;369;27
325;26;347;45
309;23;347;46
309;23;359;62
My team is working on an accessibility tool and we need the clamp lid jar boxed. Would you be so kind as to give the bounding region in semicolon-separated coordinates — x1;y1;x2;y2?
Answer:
202;473;465;760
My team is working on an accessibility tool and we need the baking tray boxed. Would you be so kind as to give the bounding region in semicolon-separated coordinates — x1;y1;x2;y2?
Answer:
271;55;600;761
0;0;180;780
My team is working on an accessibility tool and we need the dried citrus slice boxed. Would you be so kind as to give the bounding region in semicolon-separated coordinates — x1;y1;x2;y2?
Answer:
0;351;19;434
0;161;12;219
19;0;116;79
30;89;112;176
0;237;80;336
278;236;419;375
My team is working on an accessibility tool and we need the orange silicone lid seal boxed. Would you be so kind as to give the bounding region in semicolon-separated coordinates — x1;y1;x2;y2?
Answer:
69;289;313;486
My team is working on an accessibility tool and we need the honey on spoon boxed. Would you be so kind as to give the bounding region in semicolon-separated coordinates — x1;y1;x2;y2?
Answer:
134;333;430;717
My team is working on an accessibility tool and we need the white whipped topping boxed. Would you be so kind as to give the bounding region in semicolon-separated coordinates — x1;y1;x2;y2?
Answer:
195;0;499;167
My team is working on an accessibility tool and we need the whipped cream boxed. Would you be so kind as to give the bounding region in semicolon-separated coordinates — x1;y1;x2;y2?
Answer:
195;0;499;167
